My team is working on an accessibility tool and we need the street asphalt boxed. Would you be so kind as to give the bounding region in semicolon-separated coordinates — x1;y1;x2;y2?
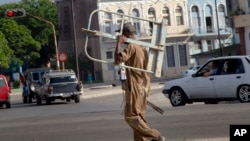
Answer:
9;77;230;141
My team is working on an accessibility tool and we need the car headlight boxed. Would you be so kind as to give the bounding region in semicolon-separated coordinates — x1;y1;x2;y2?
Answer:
30;85;35;92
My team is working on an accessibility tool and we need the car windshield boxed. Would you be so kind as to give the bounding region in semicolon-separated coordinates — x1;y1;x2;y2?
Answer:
0;78;6;87
188;66;200;70
50;75;77;83
32;72;40;81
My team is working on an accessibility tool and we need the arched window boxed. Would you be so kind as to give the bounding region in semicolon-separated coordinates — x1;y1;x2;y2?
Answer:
116;9;124;30
175;6;183;25
205;5;213;16
132;8;140;35
148;7;156;21
162;6;170;25
205;5;213;33
192;6;198;12
148;7;156;34
218;4;226;27
104;12;112;33
191;6;200;28
117;9;124;14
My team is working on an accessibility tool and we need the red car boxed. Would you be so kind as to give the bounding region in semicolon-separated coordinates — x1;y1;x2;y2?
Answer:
0;74;11;108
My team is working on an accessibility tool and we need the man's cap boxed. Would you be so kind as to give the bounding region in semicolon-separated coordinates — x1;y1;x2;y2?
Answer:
115;22;136;34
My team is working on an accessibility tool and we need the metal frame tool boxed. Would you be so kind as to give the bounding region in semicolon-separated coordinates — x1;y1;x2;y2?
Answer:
82;9;167;77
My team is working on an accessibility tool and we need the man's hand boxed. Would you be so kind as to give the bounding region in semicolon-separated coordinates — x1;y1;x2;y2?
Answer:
114;35;126;65
117;35;127;45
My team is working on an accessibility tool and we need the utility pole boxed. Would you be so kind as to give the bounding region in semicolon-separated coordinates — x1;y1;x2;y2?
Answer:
71;0;80;80
215;0;223;56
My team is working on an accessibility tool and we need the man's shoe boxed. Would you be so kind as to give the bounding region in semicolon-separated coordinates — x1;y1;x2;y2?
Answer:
158;136;165;141
152;136;166;141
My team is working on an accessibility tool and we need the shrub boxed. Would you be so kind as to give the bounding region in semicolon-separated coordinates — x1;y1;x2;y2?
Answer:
12;80;20;88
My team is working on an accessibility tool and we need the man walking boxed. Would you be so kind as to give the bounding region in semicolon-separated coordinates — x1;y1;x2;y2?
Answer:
114;22;165;141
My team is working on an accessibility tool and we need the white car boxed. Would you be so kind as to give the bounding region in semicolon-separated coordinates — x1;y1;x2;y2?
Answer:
162;55;250;107
181;65;201;76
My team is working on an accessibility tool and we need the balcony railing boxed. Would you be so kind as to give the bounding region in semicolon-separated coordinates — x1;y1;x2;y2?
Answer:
191;26;232;35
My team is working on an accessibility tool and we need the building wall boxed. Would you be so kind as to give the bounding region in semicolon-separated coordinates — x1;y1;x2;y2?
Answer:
234;0;250;55
187;0;236;64
56;0;103;82
238;0;249;14
244;27;250;54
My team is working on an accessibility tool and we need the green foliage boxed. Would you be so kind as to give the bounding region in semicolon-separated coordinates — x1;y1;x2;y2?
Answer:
0;18;41;67
0;0;58;68
12;80;20;88
0;32;13;68
18;0;58;67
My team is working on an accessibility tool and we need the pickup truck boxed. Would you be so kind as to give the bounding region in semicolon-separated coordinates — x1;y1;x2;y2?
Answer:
32;69;83;105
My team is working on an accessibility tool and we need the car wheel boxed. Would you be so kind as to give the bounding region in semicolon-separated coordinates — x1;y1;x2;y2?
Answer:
238;85;250;102
6;101;11;108
66;98;71;102
169;87;186;107
75;95;80;103
36;94;42;105
23;96;28;104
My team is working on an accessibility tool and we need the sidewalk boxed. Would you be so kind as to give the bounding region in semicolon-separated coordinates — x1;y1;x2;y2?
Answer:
81;76;181;99
82;76;178;90
82;81;165;99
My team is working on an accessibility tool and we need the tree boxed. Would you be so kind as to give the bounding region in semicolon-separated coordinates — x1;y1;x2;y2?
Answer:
0;18;41;67
0;32;13;69
18;0;58;67
0;0;58;68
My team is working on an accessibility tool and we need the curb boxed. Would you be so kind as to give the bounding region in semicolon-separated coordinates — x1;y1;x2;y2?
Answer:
82;82;164;99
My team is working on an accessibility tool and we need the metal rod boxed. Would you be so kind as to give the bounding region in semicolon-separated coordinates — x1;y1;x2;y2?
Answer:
71;0;80;80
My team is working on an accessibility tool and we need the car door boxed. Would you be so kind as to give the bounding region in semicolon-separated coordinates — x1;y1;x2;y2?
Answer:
214;59;244;98
187;76;216;99
187;61;218;99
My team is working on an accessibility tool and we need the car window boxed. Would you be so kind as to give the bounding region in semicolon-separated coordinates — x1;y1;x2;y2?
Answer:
0;78;6;87
197;61;221;76
32;72;40;81
50;75;77;83
221;59;244;74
